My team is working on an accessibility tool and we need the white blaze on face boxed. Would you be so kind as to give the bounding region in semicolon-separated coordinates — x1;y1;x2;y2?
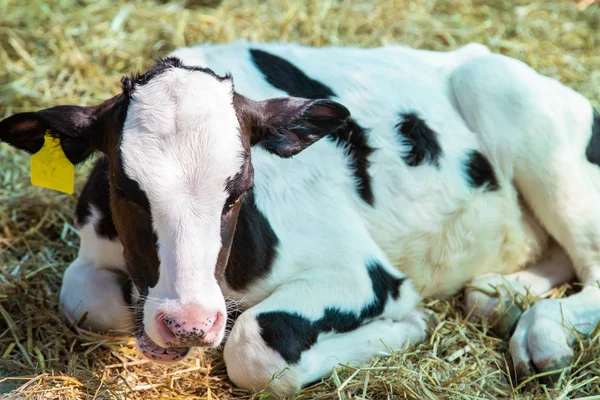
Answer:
119;67;244;343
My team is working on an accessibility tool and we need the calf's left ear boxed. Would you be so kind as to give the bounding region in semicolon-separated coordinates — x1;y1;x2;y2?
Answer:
235;94;350;158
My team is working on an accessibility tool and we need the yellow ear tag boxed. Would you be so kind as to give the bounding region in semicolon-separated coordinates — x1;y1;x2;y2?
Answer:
30;131;75;194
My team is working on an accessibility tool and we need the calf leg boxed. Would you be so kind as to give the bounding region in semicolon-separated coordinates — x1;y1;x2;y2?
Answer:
59;158;134;333
223;264;424;397
507;152;600;378
294;310;429;381
509;287;600;379
465;245;575;338
452;54;600;379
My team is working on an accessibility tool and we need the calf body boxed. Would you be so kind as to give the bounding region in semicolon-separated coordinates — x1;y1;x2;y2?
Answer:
2;41;599;396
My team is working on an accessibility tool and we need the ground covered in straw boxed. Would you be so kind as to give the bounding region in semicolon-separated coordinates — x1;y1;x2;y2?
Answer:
1;0;600;398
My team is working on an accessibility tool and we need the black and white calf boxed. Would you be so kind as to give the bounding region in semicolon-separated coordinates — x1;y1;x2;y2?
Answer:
1;41;600;396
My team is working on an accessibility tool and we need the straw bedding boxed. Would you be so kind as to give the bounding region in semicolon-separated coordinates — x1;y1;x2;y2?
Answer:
1;0;599;398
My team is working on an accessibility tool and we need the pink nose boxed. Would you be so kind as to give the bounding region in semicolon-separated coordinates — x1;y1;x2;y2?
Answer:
156;309;225;347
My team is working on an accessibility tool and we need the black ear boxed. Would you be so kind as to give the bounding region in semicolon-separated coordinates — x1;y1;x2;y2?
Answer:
0;95;123;164
236;95;350;158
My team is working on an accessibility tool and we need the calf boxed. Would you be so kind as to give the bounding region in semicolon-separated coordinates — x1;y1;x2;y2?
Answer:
1;41;600;396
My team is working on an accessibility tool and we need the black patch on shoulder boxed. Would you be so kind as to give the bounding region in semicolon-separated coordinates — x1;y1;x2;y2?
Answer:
256;261;404;363
329;121;375;205
225;188;279;291
396;113;442;168
464;150;499;191
122;57;231;97
249;49;335;99
585;109;600;166
75;157;118;239
250;48;374;205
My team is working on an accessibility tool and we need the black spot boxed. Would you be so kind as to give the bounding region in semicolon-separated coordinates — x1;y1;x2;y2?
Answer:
395;113;442;167
362;260;401;317
250;48;374;205
249;49;335;99
256;261;404;363
256;312;314;364
224;189;279;291
464;150;499;191
585;109;600;166
75;157;118;239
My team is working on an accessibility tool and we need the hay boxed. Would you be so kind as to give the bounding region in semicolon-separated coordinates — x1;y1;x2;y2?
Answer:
1;0;599;398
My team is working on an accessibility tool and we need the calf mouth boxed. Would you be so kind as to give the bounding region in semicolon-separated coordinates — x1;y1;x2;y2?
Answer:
137;332;190;362
133;309;190;362
132;299;221;362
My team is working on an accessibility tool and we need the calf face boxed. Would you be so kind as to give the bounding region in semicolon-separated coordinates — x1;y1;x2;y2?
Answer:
0;57;350;360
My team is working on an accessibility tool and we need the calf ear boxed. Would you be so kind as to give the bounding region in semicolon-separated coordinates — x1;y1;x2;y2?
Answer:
236;94;350;158
0;94;123;164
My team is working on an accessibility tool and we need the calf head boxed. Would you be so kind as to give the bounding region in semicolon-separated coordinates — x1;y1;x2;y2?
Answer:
0;57;350;361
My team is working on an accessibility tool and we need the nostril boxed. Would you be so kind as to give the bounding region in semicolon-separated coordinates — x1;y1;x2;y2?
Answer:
212;312;224;330
204;316;216;329
156;313;178;345
200;312;225;345
163;315;174;330
199;312;222;332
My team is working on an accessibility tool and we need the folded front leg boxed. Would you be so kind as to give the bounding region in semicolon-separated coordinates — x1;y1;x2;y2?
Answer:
223;262;424;397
